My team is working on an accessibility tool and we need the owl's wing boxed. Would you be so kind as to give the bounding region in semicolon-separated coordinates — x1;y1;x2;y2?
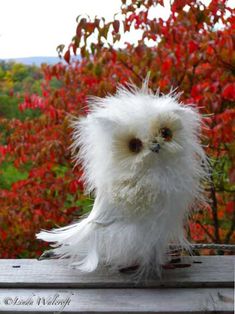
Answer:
88;194;119;226
37;192;119;272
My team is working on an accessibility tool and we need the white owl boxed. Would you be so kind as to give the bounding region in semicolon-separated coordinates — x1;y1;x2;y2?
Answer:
37;81;208;276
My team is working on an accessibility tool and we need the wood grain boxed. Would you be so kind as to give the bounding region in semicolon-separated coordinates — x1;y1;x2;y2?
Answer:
0;256;233;288
0;288;233;313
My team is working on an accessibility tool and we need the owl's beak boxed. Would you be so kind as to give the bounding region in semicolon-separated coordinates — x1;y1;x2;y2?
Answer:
149;142;161;153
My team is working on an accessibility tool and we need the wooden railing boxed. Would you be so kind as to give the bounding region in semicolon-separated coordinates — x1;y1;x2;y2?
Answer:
0;255;233;313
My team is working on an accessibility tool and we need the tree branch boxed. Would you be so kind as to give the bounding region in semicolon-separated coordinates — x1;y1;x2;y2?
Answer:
195;220;215;242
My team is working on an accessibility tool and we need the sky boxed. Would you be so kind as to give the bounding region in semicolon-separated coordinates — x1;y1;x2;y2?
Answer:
0;0;234;59
0;0;173;59
0;0;121;58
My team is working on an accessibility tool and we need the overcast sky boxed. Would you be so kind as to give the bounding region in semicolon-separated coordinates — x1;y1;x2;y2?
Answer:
0;0;122;58
0;0;234;59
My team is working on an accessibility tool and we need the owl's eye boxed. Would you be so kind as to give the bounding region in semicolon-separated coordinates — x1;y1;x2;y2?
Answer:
160;127;173;141
128;138;143;153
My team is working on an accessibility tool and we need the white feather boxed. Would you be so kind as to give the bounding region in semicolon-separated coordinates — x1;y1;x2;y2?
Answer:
36;81;208;277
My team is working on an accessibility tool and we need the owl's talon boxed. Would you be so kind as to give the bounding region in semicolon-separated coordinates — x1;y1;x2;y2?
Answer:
119;265;140;273
162;262;191;269
170;257;181;263
162;263;176;269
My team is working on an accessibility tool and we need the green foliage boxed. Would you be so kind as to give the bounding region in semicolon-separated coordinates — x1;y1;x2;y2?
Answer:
0;95;20;119
0;95;41;120
52;164;68;177
64;193;94;216
0;162;28;190
0;61;43;93
0;61;43;121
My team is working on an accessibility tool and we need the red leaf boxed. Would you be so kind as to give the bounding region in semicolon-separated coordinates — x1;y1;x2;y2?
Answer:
229;167;235;184
206;46;214;55
1;231;7;241
64;50;71;64
225;202;234;214
188;40;198;53
72;44;77;55
69;180;79;194
113;20;120;33
222;83;235;101
172;0;188;13
162;58;172;73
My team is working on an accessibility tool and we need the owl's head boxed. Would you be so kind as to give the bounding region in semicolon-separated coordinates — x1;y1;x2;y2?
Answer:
72;83;207;196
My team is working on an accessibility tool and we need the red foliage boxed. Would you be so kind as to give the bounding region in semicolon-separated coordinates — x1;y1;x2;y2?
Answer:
222;83;235;100
0;0;234;257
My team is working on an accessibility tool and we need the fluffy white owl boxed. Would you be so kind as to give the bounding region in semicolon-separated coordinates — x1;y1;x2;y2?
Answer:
37;82;208;276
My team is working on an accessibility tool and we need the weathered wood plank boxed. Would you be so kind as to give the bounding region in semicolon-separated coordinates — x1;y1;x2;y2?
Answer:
0;256;233;288
0;288;233;313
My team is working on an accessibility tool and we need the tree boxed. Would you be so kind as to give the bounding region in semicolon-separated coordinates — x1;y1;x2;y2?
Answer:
0;0;234;257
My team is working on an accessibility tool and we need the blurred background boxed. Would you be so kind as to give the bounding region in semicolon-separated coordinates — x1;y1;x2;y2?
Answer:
0;0;234;258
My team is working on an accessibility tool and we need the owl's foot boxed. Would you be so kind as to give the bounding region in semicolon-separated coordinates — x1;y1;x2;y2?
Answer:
38;250;58;260
162;258;191;269
119;265;139;274
164;250;192;269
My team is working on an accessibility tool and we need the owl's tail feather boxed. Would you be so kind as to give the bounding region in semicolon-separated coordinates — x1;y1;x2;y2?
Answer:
36;218;99;272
